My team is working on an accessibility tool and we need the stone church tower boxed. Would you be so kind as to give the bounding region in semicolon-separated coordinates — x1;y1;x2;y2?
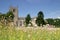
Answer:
9;6;18;26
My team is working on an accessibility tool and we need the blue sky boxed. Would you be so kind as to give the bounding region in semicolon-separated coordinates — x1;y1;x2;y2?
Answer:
0;0;60;18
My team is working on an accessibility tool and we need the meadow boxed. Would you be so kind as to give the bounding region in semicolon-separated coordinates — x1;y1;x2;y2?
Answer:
0;25;60;40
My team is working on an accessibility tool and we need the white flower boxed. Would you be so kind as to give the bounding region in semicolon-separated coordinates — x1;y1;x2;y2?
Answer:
28;34;30;38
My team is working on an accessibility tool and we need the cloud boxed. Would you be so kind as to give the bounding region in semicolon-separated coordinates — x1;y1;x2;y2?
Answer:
57;16;60;19
49;10;60;18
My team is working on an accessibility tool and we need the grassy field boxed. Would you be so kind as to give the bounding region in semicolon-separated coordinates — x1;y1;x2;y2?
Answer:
0;25;60;40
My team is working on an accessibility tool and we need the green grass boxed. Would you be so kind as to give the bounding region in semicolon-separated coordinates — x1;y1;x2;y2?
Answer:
0;25;60;40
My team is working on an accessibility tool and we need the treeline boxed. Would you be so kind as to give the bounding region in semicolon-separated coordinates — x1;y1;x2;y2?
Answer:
0;11;14;25
0;11;60;27
25;11;60;27
46;18;60;27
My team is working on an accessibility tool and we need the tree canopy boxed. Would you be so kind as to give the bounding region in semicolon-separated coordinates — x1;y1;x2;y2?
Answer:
36;11;46;26
25;14;31;27
0;11;14;25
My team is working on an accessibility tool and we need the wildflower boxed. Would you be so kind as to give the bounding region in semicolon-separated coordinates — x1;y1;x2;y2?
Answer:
28;34;30;38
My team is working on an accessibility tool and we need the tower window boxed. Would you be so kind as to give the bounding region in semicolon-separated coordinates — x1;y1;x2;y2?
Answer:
13;9;15;12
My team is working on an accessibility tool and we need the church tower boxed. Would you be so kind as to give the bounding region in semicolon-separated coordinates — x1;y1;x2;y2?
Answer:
9;6;18;26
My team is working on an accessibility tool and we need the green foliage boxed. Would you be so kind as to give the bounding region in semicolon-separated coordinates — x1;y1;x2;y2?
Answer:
46;18;60;27
53;19;60;27
0;14;6;24
0;11;14;25
36;11;46;26
0;13;2;20
25;14;31;27
46;18;54;25
6;11;14;22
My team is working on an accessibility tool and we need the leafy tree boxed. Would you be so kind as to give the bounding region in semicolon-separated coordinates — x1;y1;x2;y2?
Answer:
46;18;60;27
0;11;14;25
6;11;14;22
0;13;2;21
0;13;6;25
54;19;60;27
25;14;31;27
36;11;45;26
46;18;54;25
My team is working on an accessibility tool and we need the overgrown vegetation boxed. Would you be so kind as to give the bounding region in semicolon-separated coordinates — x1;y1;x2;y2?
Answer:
0;25;60;40
0;11;14;25
46;18;60;27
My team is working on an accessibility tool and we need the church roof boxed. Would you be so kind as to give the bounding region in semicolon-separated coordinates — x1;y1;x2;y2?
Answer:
18;17;25;20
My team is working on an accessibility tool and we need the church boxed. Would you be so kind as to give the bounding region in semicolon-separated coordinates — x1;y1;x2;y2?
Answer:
9;6;37;27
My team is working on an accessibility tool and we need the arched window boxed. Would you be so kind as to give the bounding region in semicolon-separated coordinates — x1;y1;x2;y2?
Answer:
20;21;22;26
13;9;15;12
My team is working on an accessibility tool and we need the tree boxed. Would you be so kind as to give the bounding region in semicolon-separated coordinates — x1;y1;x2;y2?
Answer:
46;18;54;25
25;14;31;27
6;11;14;22
46;18;60;27
0;13;2;21
0;11;14;26
0;13;7;25
36;11;45;26
54;19;60;27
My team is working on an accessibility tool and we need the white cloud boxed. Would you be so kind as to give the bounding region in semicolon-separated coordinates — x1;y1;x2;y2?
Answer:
57;17;60;19
50;10;60;18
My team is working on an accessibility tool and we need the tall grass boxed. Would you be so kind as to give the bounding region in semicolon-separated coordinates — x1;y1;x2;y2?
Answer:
0;25;60;40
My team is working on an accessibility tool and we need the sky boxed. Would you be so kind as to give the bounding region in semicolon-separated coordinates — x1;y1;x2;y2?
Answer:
0;0;60;19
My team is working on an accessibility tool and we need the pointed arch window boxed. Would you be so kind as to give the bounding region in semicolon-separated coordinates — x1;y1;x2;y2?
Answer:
13;9;15;12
